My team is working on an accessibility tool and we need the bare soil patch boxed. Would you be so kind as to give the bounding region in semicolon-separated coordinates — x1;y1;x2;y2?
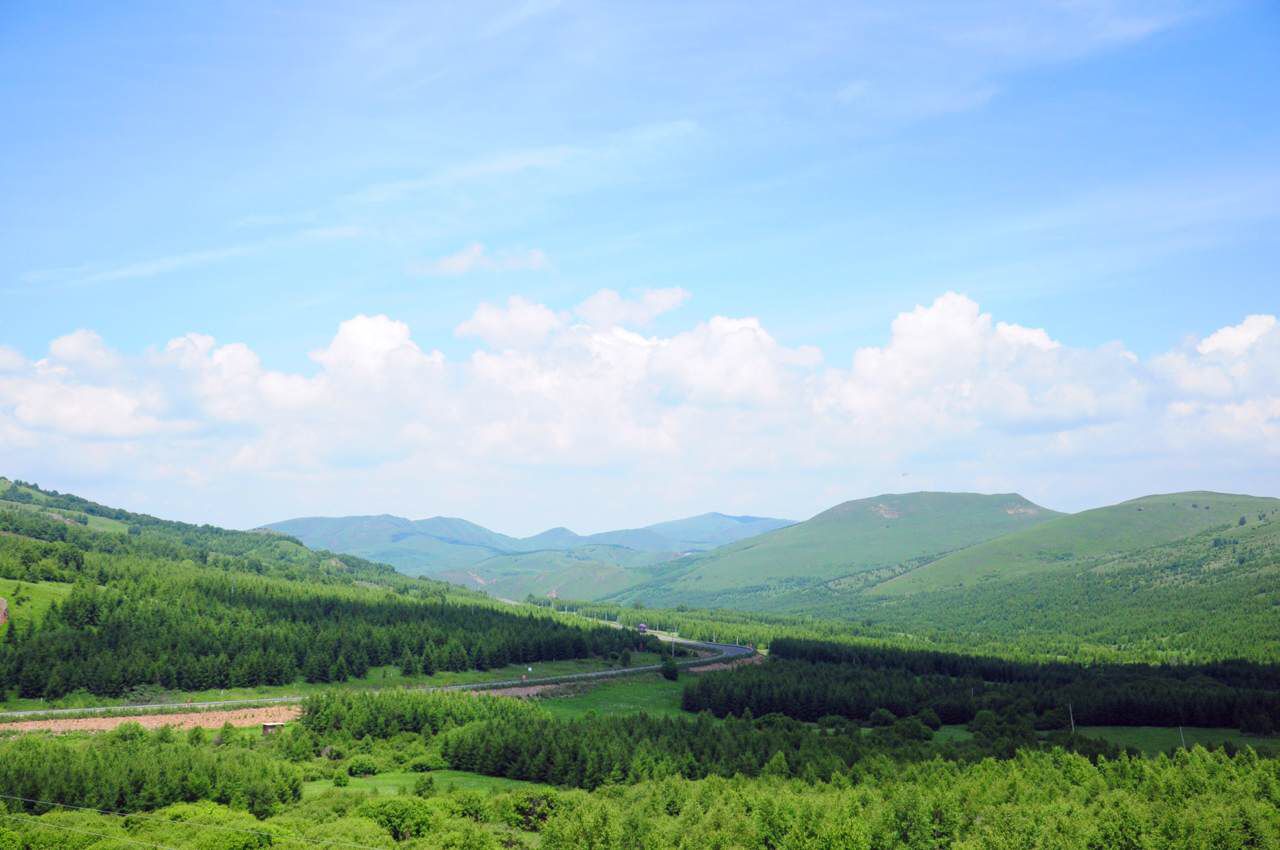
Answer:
2;705;301;734
689;653;765;674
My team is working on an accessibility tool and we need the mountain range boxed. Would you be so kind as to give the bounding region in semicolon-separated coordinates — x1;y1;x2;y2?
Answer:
267;489;1280;663
6;477;1278;661
262;511;794;596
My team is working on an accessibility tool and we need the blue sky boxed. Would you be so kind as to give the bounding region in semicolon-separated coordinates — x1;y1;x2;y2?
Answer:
1;1;1278;532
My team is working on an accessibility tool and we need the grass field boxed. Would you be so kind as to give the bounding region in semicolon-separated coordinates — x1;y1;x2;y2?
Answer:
0;653;662;712
1;485;129;533
1077;725;1280;755
877;492;1280;596
540;672;686;719
302;769;551;799
933;725;974;743
0;579;72;637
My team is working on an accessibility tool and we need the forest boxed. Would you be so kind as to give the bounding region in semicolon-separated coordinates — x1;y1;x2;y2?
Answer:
682;639;1280;732
0;489;657;701
1;690;1275;848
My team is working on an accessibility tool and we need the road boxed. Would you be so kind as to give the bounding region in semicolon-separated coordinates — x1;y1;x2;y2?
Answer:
0;633;754;722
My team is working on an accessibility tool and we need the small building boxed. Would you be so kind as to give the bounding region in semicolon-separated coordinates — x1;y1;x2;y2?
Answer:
262;722;285;736
636;623;648;634
0;597;7;628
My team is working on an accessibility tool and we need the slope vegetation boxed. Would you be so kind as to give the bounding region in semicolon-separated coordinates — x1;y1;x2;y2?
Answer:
608;492;1059;609
876;491;1280;596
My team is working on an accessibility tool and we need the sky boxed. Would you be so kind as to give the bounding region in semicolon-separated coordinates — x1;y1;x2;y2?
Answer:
1;1;1278;534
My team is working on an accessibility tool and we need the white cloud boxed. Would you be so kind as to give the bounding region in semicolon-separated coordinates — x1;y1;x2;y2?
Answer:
574;288;690;328
410;243;549;277
456;296;565;349
1197;314;1277;357
0;346;27;373
1;291;1277;530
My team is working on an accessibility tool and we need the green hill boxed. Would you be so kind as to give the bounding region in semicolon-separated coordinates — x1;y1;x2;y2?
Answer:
875;491;1280;596
846;496;1280;661
606;492;1060;609
0;477;653;703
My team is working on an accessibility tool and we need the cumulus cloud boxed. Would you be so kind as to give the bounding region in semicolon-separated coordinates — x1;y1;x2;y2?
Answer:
574;287;690;327
1197;314;1277;357
0;290;1277;528
410;243;549;276
456;296;566;349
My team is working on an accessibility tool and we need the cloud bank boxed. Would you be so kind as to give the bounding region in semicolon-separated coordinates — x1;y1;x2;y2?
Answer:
1;291;1276;531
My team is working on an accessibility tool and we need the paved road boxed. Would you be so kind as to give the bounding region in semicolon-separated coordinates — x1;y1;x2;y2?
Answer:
0;633;754;721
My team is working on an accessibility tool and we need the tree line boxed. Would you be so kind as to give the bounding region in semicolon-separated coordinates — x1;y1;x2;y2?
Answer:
681;638;1280;732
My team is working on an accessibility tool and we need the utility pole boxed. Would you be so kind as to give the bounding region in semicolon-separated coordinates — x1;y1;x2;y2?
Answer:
1179;726;1187;749
1068;703;1075;735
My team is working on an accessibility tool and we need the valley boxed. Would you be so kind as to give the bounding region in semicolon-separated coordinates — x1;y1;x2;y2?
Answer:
1;477;1278;848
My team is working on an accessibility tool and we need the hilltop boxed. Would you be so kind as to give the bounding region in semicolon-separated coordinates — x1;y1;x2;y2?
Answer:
604;492;1060;609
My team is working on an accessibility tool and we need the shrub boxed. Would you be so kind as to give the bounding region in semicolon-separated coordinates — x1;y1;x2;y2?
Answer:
333;773;350;787
917;708;942;731
869;708;896;727
450;790;489;822
408;754;448;772
360;797;439;841
347;756;378;777
413;774;436;797
660;656;679;681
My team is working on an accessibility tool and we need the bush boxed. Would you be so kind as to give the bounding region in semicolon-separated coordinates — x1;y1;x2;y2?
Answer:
501;791;560;832
917;708;942;730
407;754;448;772
347;756;379;777
660;656;679;681
892;717;933;741
413;774;436;797
869;708;896;727
449;790;488;822
360;797;439;841
332;773;349;787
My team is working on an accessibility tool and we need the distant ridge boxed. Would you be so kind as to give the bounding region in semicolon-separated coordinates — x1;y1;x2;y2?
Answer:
264;510;794;577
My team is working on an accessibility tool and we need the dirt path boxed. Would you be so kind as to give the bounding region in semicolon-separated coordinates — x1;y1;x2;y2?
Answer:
687;652;765;673
0;705;300;734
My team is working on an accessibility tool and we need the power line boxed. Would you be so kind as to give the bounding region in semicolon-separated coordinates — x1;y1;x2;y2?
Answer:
0;811;185;850
0;793;390;850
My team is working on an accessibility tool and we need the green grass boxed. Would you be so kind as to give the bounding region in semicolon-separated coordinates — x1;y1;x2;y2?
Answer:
0;655;660;712
610;492;1059;608
933;725;974;743
0;496;129;533
877;492;1280;596
540;672;686;719
0;579;72;637
1076;726;1280;755
302;770;551;799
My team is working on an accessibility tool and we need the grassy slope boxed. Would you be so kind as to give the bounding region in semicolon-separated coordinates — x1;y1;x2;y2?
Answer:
1077;726;1280;756
0;480;128;533
612;492;1060;608
876;492;1280;596
456;545;672;599
842;507;1280;661
302;769;551;798
0;579;72;637
539;673;687;719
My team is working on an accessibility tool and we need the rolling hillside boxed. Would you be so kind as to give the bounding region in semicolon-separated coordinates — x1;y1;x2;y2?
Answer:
265;511;793;579
605;492;1060;609
847;495;1280;660
875;491;1280;596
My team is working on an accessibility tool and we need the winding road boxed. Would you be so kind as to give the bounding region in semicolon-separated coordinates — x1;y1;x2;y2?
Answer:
0;633;754;724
